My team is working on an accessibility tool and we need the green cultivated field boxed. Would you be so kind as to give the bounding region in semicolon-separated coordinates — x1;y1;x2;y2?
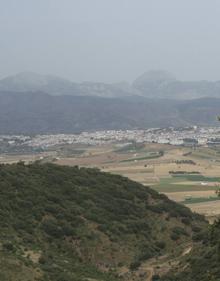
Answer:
153;176;220;193
182;196;220;204
172;174;220;182
120;153;162;163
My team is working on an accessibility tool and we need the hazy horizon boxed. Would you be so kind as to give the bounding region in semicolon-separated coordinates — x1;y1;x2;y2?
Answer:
1;0;220;83
3;69;220;85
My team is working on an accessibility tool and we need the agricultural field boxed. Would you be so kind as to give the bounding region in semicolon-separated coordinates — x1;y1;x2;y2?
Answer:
55;143;220;220
1;142;220;219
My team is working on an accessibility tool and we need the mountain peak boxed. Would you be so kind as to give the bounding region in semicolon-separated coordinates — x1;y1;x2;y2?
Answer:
0;72;77;95
2;72;49;87
133;70;176;86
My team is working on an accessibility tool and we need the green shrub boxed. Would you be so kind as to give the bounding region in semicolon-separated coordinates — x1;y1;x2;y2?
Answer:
3;242;14;252
42;218;63;238
129;261;141;271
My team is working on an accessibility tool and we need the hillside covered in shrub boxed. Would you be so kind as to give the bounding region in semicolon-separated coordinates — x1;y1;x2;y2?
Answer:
161;219;220;281
0;163;206;281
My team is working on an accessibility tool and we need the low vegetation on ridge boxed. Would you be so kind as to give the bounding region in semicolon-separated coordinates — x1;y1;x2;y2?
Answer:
0;162;206;280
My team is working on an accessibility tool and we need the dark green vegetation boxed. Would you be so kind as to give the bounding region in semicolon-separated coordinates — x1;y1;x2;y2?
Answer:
161;219;220;281
169;171;200;175
182;196;220;204
0;163;206;280
174;160;196;165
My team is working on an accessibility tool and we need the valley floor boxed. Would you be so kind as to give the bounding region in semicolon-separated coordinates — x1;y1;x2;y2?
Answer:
1;142;220;220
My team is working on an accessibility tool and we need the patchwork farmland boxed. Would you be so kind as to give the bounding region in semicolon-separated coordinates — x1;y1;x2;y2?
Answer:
1;141;220;220
55;143;220;220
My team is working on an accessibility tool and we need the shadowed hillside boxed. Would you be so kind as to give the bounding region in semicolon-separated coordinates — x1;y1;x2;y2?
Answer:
0;163;206;280
0;91;220;134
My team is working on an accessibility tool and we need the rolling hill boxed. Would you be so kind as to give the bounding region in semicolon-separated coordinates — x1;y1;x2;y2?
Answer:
0;162;206;281
0;91;219;134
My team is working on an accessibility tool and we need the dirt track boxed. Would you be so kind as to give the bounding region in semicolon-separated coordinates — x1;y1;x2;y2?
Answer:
133;244;192;281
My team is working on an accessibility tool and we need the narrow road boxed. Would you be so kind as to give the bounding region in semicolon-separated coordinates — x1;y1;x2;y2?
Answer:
145;268;154;281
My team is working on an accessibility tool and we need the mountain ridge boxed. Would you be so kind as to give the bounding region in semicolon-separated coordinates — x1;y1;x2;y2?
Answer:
0;90;219;134
2;71;220;99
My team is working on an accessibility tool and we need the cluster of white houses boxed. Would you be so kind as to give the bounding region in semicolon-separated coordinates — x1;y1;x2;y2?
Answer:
1;126;220;149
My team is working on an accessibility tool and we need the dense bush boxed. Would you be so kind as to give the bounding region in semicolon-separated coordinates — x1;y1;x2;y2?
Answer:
162;219;220;281
0;163;206;281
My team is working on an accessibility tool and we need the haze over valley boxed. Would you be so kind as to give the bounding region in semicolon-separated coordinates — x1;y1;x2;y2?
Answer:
2;1;220;280
1;71;220;134
2;70;220;99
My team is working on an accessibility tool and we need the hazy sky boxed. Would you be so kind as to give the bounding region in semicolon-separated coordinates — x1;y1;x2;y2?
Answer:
1;0;220;82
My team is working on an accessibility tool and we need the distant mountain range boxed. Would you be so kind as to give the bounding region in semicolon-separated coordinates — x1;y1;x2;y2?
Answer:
0;90;219;134
0;72;135;98
132;70;220;99
0;71;220;134
1;70;220;99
